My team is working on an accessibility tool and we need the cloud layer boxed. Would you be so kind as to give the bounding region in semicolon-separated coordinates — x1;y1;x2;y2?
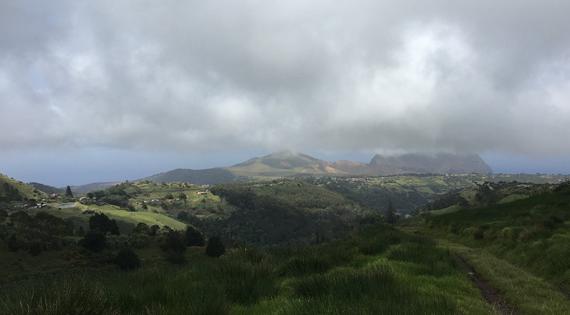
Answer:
1;0;570;156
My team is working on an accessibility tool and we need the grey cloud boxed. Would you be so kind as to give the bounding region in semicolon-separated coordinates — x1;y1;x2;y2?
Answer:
1;0;570;156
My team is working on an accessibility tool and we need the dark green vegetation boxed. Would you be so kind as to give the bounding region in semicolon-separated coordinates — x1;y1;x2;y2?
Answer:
0;225;494;315
423;183;570;297
2;170;570;314
304;174;481;213
203;180;373;245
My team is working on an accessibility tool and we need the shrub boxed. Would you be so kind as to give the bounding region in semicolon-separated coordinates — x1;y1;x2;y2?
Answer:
28;241;43;256
160;231;186;264
89;213;120;235
177;211;189;221
185;226;205;247
473;226;484;240
80;231;107;252
133;223;150;235
114;248;141;271
206;236;225;258
6;234;22;252
149;225;160;236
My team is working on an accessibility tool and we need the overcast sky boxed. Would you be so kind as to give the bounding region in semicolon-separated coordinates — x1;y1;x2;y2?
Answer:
1;1;570;185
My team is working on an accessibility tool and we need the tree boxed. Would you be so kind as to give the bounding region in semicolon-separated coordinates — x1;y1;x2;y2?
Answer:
205;236;225;257
134;222;150;235
177;211;189;221
179;193;187;204
65;186;74;198
160;231;186;264
384;200;397;224
89;213;120;235
114;248;141;270
149;224;160;236
80;231;107;252
185;226;205;247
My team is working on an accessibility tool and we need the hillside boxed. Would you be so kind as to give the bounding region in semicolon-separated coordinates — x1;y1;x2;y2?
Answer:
0;173;45;202
421;182;570;296
199;179;374;245
29;182;64;195
228;151;343;177
305;174;481;214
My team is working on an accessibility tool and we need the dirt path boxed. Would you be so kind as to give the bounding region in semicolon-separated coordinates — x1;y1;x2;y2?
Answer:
453;254;518;315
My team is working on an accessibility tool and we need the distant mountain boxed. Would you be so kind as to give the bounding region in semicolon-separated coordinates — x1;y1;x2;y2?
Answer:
141;151;492;185
145;168;239;185
71;182;119;194
369;153;492;175
228;151;342;177
331;160;371;175
29;182;64;195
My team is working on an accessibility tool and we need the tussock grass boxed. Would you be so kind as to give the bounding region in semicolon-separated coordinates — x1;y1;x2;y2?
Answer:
0;225;493;314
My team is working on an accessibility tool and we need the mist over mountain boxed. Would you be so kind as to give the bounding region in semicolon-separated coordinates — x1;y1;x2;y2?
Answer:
368;153;492;175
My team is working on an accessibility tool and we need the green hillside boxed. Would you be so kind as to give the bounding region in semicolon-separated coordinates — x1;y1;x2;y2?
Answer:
0;173;46;202
304;174;481;213
422;183;570;295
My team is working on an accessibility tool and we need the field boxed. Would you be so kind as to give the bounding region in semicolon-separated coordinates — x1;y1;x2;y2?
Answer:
43;204;187;232
0;225;495;315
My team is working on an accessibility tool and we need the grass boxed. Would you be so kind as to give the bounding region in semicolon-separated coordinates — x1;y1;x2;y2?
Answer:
437;239;570;314
0;225;494;314
423;186;570;295
46;203;187;231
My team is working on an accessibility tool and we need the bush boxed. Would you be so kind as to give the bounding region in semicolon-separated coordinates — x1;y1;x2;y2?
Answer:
177;211;189;221
206;236;225;258
185;226;205;247
28;241;43;256
89;213;120;235
114;248;141;271
133;223;150;235
80;231;107;252
149;225;160;236
160;231;186;264
6;234;22;252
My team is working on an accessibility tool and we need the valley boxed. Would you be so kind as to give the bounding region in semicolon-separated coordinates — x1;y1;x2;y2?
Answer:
1;163;569;314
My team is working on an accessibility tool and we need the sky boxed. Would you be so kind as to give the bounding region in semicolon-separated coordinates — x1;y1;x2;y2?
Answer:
1;1;570;186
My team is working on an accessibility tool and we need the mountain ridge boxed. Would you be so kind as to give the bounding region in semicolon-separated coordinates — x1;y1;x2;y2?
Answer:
143;151;492;186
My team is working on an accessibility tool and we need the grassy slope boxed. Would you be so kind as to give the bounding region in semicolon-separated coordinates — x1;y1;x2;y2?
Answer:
412;187;570;314
0;173;46;200
437;239;570;314
0;226;494;315
46;203;186;231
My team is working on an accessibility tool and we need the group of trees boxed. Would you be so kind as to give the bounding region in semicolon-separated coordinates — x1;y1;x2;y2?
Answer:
86;186;131;208
1;211;76;256
0;182;23;202
76;213;224;270
160;225;224;264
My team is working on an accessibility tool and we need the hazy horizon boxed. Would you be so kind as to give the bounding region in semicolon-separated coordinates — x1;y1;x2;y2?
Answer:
2;149;569;187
